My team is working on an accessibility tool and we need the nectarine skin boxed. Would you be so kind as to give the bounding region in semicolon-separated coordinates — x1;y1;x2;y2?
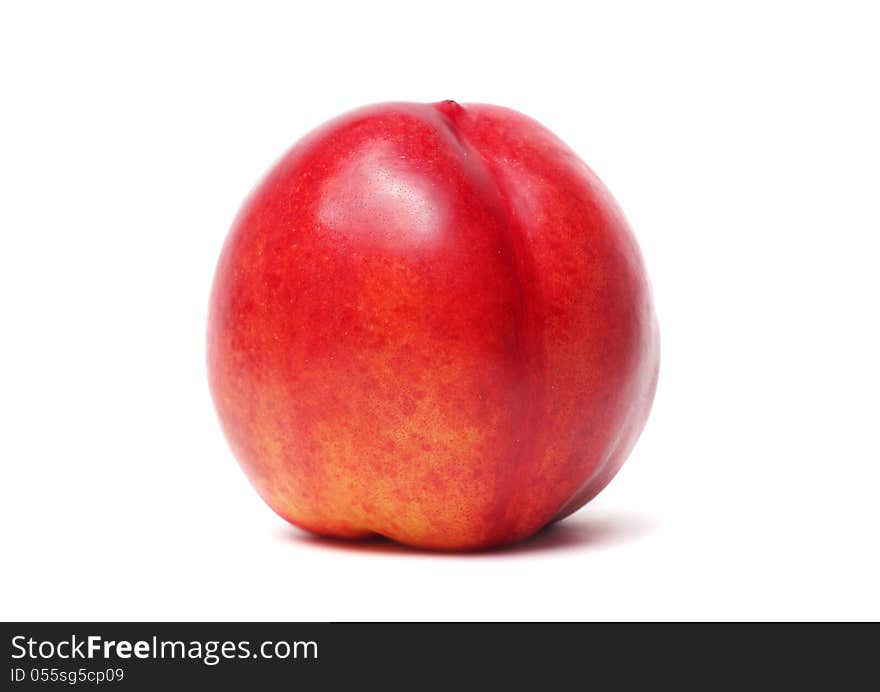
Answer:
208;101;659;550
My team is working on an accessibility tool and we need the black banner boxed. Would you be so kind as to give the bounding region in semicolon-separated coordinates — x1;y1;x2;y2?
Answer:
1;622;875;689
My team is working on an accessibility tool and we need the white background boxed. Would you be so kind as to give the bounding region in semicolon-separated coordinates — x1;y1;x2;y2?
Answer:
2;1;878;621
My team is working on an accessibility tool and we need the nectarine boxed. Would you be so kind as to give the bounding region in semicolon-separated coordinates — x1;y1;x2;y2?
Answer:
208;101;659;550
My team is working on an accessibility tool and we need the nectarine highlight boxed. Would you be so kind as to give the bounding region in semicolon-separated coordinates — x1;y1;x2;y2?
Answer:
208;101;659;550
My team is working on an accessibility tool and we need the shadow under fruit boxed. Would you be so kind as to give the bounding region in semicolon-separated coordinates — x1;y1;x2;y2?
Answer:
207;100;660;551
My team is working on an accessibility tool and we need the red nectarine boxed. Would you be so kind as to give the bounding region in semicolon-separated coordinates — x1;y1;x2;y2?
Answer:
208;101;659;550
